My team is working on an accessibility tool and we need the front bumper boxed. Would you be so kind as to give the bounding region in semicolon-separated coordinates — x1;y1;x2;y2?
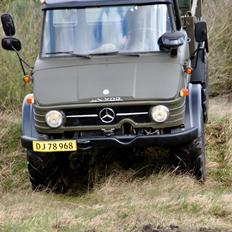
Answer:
21;127;198;151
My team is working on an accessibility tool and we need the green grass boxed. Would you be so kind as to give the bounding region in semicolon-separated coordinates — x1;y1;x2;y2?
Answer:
0;113;28;193
0;106;232;231
206;117;232;185
0;175;232;231
1;0;232;231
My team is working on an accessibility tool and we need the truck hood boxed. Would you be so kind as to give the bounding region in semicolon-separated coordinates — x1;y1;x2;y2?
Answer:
33;55;184;106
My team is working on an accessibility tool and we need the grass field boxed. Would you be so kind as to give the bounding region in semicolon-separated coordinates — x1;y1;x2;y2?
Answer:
1;0;232;231
0;99;232;232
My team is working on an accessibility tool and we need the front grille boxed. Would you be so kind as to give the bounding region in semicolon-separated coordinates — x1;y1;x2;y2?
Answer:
63;105;151;127
33;98;185;133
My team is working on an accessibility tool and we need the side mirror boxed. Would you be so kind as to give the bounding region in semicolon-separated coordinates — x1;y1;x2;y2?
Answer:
1;14;16;36
2;37;21;51
158;31;185;50
1;14;31;76
195;21;207;43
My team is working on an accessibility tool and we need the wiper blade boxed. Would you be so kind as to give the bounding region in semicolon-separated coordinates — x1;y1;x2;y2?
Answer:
89;51;140;57
119;52;140;57
119;51;159;56
89;51;119;56
72;53;91;59
45;51;73;55
45;51;91;59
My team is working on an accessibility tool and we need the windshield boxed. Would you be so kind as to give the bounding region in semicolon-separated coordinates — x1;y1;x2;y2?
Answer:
42;4;172;57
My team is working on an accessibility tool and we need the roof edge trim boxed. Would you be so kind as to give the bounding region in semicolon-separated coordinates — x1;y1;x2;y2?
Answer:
42;0;172;10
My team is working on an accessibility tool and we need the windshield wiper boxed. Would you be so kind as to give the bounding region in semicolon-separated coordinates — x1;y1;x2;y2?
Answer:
89;51;141;57
45;51;91;59
119;51;159;57
119;52;140;57
89;51;119;56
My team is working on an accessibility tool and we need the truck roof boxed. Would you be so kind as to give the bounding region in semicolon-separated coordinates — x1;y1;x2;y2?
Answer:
42;0;172;10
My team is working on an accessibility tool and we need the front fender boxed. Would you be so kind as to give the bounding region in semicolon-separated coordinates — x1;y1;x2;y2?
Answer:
22;94;39;139
185;83;203;137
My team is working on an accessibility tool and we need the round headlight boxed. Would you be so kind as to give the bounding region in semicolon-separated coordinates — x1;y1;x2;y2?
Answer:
45;110;64;128
150;105;169;123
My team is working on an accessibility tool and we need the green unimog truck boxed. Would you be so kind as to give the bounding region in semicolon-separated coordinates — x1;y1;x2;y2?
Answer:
1;0;208;192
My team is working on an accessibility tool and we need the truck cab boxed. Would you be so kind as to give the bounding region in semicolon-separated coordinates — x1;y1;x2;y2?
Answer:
1;0;208;192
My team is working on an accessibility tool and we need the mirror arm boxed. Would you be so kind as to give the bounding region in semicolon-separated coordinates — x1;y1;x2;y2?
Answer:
190;43;207;70
11;46;33;69
16;52;26;76
173;0;182;30
18;55;33;70
170;48;178;57
11;45;33;75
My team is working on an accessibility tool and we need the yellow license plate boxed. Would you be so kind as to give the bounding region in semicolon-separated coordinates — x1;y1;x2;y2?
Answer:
32;140;77;152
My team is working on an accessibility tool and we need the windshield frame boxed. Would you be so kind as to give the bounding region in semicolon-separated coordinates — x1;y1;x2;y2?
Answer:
40;2;176;59
42;0;173;10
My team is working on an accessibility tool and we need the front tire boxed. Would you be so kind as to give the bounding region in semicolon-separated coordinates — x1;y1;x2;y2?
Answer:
170;110;206;181
171;135;206;181
27;150;70;192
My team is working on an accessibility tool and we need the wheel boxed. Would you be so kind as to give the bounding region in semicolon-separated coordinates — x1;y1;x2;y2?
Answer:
27;150;70;193
170;117;206;181
171;136;206;181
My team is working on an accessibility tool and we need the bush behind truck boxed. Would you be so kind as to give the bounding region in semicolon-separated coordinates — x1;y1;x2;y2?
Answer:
1;0;209;192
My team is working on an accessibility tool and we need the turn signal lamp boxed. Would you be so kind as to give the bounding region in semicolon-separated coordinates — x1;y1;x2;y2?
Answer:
26;95;34;105
180;88;189;97
23;75;31;84
185;67;193;75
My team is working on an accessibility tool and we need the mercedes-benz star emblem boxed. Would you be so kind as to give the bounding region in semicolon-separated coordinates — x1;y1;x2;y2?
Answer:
99;108;115;124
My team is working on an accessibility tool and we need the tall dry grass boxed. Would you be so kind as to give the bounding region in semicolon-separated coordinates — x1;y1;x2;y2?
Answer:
204;0;232;96
0;1;232;231
0;0;231;110
0;112;28;195
0;0;40;111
